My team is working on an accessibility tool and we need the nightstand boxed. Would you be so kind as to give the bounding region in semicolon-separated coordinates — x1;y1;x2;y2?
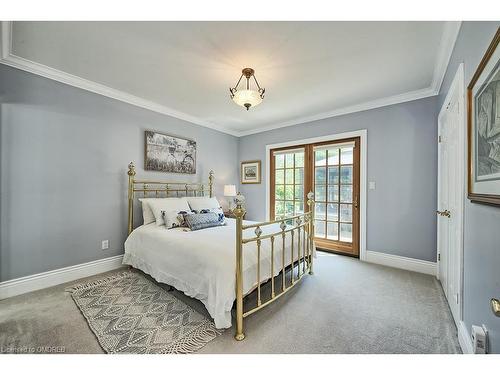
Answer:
224;210;246;219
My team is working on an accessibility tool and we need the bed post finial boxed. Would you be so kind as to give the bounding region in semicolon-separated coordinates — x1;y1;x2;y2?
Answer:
128;162;136;177
127;162;136;235
307;191;315;275
233;193;246;341
208;170;214;197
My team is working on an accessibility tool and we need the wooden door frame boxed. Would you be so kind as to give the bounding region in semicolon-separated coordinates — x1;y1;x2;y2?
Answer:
265;129;367;261
311;137;360;256
437;63;465;324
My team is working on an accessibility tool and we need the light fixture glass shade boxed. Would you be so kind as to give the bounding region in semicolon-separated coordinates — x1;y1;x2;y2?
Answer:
224;184;237;197
232;89;263;109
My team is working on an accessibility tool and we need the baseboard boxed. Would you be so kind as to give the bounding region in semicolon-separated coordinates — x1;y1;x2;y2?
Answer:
458;320;473;354
365;251;437;276
0;254;124;300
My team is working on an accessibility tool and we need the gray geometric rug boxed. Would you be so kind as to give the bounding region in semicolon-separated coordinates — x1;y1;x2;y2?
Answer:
66;271;222;354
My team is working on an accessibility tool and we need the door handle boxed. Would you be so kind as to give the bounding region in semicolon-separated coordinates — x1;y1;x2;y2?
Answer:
492;298;500;317
436;209;451;218
353;196;358;209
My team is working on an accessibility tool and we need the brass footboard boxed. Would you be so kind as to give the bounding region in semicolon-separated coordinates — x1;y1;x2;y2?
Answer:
125;162;314;341
233;192;315;341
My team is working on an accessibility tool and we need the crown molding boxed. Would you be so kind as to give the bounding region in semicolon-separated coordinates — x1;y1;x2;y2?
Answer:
237;86;437;137
0;21;461;138
0;21;239;137
238;21;462;137
432;21;462;94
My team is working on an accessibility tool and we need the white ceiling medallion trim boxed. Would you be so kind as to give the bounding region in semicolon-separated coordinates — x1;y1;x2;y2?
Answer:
0;21;461;138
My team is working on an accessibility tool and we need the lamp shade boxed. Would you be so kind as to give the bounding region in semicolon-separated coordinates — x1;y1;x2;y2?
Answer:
224;184;237;197
232;89;263;109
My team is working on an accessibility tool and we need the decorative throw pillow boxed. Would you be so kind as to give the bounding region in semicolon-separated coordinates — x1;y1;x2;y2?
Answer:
148;198;191;226
192;207;226;224
162;209;194;229
183;212;226;231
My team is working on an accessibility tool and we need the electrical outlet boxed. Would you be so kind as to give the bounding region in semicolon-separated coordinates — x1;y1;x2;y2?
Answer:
369;181;376;190
482;324;489;354
472;325;487;354
101;240;109;250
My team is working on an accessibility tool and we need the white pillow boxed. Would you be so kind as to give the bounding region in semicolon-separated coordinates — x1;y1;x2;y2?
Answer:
186;197;221;211
148;198;191;226
138;198;159;225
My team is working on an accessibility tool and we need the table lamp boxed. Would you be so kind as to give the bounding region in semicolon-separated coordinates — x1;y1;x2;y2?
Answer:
224;184;237;210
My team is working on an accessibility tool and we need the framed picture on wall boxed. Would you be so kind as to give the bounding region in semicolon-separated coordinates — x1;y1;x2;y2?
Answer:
241;160;261;184
467;27;500;206
145;130;196;174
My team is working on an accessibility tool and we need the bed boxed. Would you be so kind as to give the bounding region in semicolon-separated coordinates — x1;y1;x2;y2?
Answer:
123;162;315;340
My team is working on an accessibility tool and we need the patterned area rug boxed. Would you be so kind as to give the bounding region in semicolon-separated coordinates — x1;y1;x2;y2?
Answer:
66;271;222;354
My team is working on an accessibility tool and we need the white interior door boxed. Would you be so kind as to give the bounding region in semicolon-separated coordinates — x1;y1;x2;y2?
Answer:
437;79;464;325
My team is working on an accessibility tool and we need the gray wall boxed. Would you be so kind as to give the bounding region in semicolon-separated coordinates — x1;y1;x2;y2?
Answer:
439;21;500;354
238;96;439;262
3;24;498;351
0;64;239;282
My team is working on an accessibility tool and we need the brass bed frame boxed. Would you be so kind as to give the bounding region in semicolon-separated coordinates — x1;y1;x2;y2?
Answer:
127;162;315;341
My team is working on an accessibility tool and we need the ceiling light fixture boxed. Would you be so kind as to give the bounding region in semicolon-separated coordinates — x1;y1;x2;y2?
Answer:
229;68;265;111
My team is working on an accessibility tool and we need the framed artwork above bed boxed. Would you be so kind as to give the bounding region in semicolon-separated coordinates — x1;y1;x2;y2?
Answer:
467;28;500;206
145;130;196;174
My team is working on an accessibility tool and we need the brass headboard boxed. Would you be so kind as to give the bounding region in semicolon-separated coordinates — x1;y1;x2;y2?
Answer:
127;162;214;234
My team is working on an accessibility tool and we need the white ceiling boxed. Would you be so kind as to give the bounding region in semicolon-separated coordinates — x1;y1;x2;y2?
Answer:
1;21;460;136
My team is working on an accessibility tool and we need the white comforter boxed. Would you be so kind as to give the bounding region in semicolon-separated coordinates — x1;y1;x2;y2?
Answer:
123;218;311;329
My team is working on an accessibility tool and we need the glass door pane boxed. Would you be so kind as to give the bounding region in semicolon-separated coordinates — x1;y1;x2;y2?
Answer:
314;144;354;244
273;149;305;221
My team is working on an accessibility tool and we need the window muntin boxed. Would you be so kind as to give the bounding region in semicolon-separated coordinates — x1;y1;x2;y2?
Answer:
313;145;354;243
273;149;305;221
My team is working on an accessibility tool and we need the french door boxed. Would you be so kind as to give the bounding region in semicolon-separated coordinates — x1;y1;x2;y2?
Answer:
270;137;360;257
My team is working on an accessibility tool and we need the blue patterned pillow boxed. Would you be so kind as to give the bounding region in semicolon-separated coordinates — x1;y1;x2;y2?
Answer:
183;212;226;231
192;207;226;224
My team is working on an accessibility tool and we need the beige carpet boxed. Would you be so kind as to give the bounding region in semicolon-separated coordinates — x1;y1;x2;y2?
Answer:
0;252;461;354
